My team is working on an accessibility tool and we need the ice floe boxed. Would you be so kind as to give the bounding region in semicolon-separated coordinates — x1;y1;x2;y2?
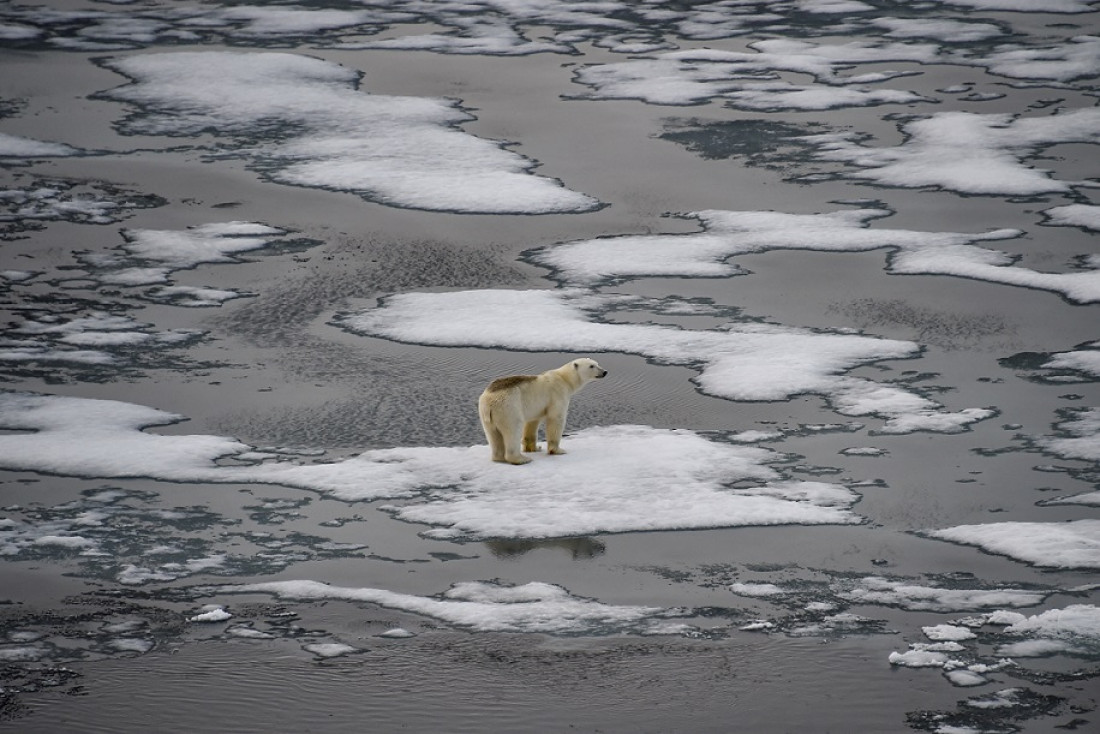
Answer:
838;577;1048;611
530;206;1100;300
0;180;162;229
0;392;865;539
0;485;370;585
0;132;80;158
729;575;1048;613
535;205;1100;302
338;288;995;433
805;109;1100;196
97;51;599;214
1036;408;1100;461
2;311;202;368
1043;203;1100;231
928;520;1100;569
222;579;687;635
571;41;937;109
188;605;232;623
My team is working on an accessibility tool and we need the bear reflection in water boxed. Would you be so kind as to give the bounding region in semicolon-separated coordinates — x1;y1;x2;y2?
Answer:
485;537;607;559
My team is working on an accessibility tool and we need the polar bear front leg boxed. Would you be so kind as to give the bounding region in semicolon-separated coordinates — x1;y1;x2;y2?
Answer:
522;420;541;453
545;411;567;455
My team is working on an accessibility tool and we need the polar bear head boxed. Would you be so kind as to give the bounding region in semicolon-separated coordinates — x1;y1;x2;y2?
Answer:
572;357;608;382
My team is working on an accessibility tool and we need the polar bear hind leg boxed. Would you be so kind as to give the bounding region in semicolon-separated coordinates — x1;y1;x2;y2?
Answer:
522;420;541;453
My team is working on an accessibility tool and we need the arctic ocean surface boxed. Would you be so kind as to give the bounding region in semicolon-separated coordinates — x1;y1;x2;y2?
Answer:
1;0;1098;731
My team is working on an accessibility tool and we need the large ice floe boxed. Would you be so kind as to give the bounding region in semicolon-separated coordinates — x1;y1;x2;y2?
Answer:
337;288;994;434
528;206;1100;304
96;51;599;214
0;392;864;539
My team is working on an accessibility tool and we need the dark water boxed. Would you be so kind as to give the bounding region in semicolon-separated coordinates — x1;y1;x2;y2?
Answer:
2;0;1098;731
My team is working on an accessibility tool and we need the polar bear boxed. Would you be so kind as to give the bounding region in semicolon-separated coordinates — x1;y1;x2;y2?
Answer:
478;357;608;464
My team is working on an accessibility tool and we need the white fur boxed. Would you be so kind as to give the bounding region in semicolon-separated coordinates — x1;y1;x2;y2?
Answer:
478;358;607;464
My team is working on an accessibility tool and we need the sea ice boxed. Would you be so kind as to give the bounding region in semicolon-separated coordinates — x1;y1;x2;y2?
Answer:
1004;604;1100;642
729;582;788;598
224;579;686;635
839;577;1046;611
571;41;939;109
530;206;1100;304
0;393;863;539
188;606;232;623
385;426;862;540
806;108;1100;196
303;642;359;658
0;132;80;157
98;51;599;214
924;624;978;641
120;222;284;268
929;520;1100;569
338;288;995;432
1036;408;1100;462
1043;204;1100;231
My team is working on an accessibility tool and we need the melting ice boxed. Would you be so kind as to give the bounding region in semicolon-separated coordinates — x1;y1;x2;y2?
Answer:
97;51;600;215
337;288;995;433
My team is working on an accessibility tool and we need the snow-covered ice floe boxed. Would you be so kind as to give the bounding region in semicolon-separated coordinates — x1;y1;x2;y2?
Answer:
804;108;1100;196
1036;407;1100;462
0;392;864;539
96;51;599;214
527;206;1100;304
219;579;690;635
928;520;1100;569
729;575;1049;613
337;288;995;434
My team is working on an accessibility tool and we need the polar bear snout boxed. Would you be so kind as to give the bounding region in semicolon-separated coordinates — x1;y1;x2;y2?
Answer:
596;368;608;378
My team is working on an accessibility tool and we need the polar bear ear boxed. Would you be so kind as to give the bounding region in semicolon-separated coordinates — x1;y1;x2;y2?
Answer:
573;361;579;370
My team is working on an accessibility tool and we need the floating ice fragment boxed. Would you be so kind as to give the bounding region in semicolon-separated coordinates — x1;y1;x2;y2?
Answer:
0;132;80;157
99;51;599;214
730;582;788;597
1004;604;1100;643
944;668;988;687
1036;408;1100;461
924;624;977;641
807;109;1100;196
840;577;1046;611
378;628;415;639
0;646;46;662
107;638;154;654
572;40;940;108
189;606;232;623
1043;204;1100;231
338;288;993;433
889;648;954;668
928;520;1100;569
303;642;359;658
225;580;684;635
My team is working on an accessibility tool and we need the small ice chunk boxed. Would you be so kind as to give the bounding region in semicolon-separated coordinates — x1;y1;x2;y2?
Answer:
923;624;977;641
303;642;359;658
189;606;232;623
